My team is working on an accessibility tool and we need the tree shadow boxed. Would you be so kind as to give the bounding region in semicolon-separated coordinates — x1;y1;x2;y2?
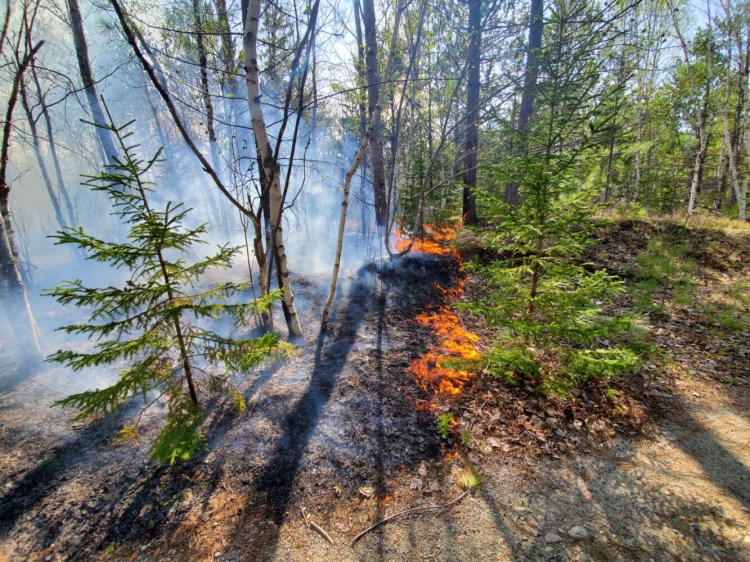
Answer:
248;266;377;558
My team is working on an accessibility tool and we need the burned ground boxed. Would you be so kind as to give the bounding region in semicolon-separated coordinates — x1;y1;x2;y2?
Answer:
0;254;456;560
1;219;749;561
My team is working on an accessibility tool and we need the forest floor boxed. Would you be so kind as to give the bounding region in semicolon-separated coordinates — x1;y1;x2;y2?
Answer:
0;214;749;561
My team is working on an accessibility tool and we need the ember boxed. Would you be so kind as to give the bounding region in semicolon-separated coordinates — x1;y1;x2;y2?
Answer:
397;225;480;399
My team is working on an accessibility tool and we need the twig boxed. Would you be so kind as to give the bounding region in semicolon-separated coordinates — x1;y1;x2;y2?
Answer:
301;508;335;545
350;490;470;546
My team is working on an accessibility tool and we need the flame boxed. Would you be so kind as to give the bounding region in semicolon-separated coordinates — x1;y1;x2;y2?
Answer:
401;224;480;399
395;224;459;258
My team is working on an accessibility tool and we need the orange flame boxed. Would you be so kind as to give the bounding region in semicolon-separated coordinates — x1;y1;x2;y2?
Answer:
401;224;480;399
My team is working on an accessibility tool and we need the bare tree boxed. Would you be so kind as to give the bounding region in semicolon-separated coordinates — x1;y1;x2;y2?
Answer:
0;1;43;366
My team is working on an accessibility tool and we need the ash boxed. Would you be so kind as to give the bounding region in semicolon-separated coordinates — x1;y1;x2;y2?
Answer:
0;252;461;560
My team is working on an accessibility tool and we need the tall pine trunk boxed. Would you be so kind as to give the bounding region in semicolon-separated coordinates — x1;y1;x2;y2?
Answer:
462;0;481;225
66;0;118;166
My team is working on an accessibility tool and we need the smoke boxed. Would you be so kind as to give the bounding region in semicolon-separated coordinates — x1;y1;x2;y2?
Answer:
1;0;384;396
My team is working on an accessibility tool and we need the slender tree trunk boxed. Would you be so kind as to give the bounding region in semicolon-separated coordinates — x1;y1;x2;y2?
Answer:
19;79;67;229
321;0;403;328
353;0;367;142
191;0;230;231
30;64;76;226
688;50;712;214
0;40;44;365
462;0;481;225
362;0;387;226
244;0;303;336
505;0;543;206
66;0;118;166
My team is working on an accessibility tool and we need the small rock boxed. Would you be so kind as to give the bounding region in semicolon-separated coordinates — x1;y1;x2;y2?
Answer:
417;462;428;477
487;437;502;448
544;532;563;543
555;429;567;437
575;553;590;562
591;422;606;432
569;526;589;540
662;431;678;442
410;477;423;491
358;486;375;498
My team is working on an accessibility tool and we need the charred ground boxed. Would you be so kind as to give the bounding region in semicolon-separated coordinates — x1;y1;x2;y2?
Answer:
0;217;749;561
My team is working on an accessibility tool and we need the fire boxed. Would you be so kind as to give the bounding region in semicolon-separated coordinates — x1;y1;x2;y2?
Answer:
395;224;459;258
400;224;480;398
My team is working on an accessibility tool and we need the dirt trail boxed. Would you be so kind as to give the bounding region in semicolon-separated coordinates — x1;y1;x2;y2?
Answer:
259;371;749;562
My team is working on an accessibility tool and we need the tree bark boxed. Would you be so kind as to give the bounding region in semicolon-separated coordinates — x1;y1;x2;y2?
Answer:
66;0;118;166
362;0;387;226
505;0;543;206
462;0;481;225
243;0;303;336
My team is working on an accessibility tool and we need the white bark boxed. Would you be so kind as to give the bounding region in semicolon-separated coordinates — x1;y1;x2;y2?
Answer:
243;0;303;336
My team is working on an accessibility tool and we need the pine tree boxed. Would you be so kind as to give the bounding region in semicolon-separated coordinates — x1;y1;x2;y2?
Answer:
44;116;291;463
463;0;642;395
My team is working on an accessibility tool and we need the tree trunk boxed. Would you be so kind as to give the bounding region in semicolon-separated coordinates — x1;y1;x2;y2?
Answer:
66;0;118;166
321;0;404;328
0;40;44;366
243;0;303;337
462;0;481;225
505;0;543;207
30;64;76;226
191;0;230;231
362;0;387;226
19;78;67;229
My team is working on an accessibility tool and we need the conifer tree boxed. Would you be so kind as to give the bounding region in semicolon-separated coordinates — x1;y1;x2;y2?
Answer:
464;0;642;395
45;116;291;463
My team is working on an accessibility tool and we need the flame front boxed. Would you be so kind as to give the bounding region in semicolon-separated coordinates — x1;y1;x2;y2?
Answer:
400;225;480;399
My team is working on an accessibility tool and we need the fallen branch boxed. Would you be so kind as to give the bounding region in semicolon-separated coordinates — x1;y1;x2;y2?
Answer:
301;508;335;545
350;490;470;546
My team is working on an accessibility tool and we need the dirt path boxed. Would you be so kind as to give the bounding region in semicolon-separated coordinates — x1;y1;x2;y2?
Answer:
256;373;749;562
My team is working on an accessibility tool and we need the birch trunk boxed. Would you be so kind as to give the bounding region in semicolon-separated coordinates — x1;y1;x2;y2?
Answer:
243;0;302;337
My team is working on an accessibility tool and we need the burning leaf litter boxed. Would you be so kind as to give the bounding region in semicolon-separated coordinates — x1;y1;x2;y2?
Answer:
397;224;481;401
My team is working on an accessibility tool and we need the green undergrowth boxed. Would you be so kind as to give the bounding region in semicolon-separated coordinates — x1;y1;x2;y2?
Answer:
460;211;749;397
